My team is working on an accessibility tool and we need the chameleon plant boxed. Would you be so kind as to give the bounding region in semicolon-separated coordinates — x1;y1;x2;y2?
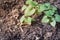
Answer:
41;3;60;27
20;0;41;25
20;0;60;27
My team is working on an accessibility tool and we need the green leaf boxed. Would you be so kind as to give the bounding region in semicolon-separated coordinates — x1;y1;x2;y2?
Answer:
27;17;32;25
25;17;33;25
20;16;25;23
21;5;27;11
44;3;50;7
25;8;36;16
24;5;32;15
44;10;54;17
50;6;57;13
50;18;56;27
37;5;41;13
29;1;38;7
55;14;60;22
26;0;32;4
41;16;49;23
52;5;57;11
38;4;47;12
26;0;38;7
44;3;51;9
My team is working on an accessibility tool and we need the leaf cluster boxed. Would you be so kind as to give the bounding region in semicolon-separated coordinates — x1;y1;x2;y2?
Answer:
41;3;60;27
20;0;40;25
20;0;60;27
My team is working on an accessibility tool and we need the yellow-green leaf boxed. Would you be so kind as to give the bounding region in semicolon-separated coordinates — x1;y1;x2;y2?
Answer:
21;5;27;11
50;18;56;27
24;5;32;14
41;16;49;23
25;8;36;16
25;17;33;25
38;4;46;12
20;16;25;23
26;0;32;5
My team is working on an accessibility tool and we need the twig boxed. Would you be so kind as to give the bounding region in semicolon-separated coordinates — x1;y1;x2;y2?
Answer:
17;23;24;32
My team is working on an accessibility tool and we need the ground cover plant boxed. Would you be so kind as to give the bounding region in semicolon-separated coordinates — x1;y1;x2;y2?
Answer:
20;0;60;27
0;0;60;40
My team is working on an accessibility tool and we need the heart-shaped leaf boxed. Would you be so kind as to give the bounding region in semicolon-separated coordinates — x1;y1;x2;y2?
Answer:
50;18;56;27
24;17;33;25
44;10;54;17
24;5;32;15
38;4;46;12
25;8;36;16
41;16;49;23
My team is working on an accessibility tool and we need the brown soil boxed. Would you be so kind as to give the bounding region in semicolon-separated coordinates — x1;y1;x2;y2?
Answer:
0;0;60;40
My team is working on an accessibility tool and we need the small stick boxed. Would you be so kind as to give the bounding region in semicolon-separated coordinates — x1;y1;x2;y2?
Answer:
20;23;24;32
17;23;24;32
19;26;24;32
